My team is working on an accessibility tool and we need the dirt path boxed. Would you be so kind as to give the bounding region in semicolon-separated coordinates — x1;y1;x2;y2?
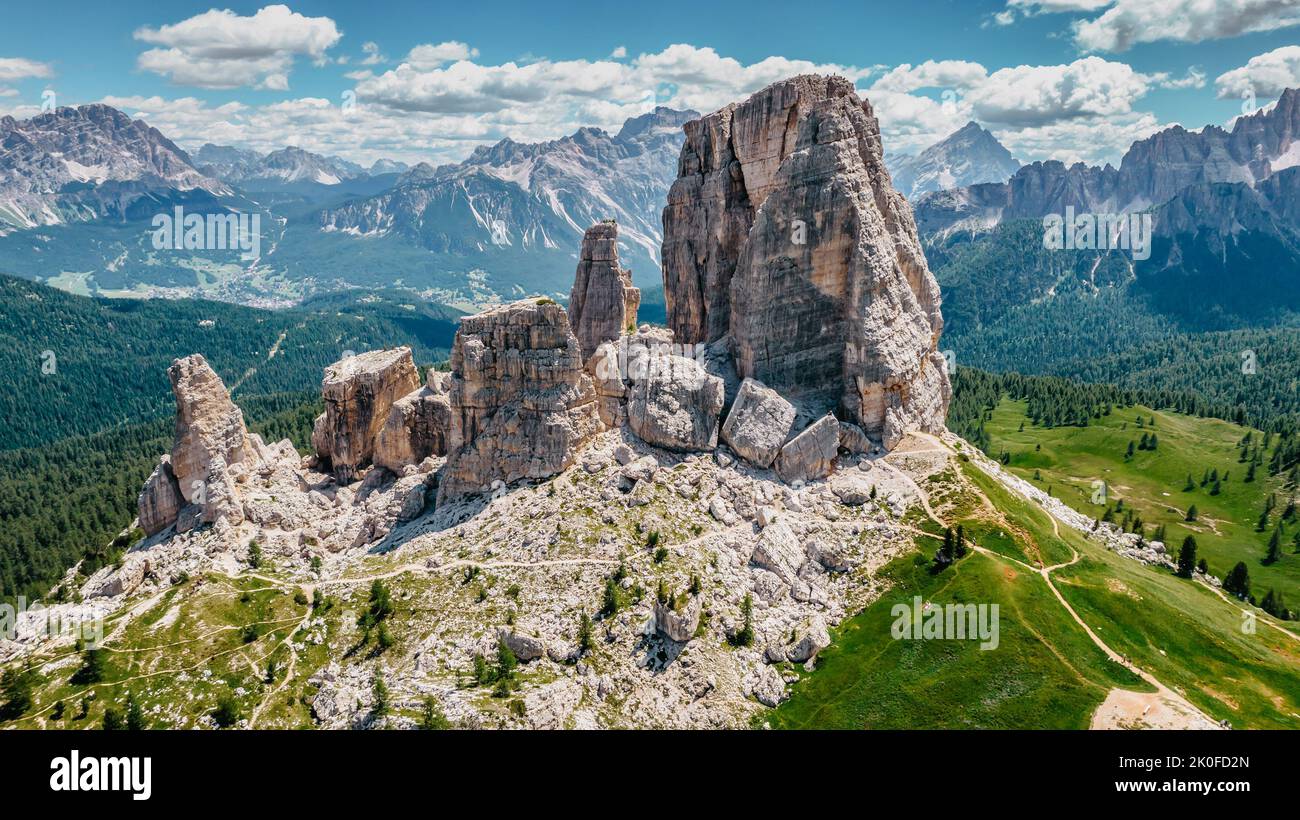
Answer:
893;433;1218;730
1197;576;1300;644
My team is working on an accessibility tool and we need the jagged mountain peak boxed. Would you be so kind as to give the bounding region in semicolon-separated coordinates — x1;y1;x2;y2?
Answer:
886;119;1020;199
0;102;227;230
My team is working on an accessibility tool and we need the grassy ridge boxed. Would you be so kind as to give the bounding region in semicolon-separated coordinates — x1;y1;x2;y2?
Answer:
984;399;1299;604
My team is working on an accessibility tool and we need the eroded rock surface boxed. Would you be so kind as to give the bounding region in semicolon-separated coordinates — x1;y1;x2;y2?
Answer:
721;378;796;468
373;369;452;473
568;220;640;360
437;299;601;503
138;456;183;536
662;75;951;449
168;354;254;503
313;348;421;484
627;354;724;452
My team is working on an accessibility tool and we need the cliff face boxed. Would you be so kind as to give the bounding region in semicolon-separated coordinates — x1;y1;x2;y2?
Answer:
312;349;421;484
436;299;602;503
167;354;254;503
661;75;951;448
568;220;640;359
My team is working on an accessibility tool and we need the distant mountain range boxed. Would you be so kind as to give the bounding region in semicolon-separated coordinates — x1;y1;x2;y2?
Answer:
916;89;1300;235
0;104;227;232
885;121;1020;199
193;143;408;187
917;89;1300;328
318;106;698;288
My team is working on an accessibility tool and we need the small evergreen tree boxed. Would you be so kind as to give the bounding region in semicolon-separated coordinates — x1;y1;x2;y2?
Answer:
125;691;146;730
1176;536;1198;577
1224;562;1251;600
1265;529;1282;564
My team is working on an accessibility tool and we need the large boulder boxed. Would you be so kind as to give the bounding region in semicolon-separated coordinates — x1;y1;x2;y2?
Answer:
627;353;724;452
661;75;951;449
720;378;797;468
373;370;452;473
653;594;703;643
167;354;254;503
775;414;840;484
437;299;601;503
138;456;183;536
568;220;640;360
786;615;830;663
314;348;421;484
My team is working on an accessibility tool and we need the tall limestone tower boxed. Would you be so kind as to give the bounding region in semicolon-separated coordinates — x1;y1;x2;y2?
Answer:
660;75;951;449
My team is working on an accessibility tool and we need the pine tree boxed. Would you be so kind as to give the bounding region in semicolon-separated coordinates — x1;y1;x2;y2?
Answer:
577;613;593;653
1224;562;1251;600
1176;536;1197;578
125;691;146;730
1185;504;1198;522
372;671;389;718
419;697;451;730
1265;529;1282;564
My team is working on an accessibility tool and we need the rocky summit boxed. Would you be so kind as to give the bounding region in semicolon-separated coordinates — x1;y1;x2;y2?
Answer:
18;75;971;731
662;75;951;449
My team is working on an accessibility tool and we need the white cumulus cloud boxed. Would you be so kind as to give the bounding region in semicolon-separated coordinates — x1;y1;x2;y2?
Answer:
134;4;341;89
1073;0;1300;52
1215;45;1300;99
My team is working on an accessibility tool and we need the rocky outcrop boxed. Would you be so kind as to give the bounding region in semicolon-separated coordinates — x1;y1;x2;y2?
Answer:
661;75;951;451
627;353;724;452
654;594;703;642
138;456;183;536
720;378;796;468
568;220;640;359
200;455;244;527
775;414;840;484
373;370;452;473
168;354;254;504
313;348;421;484
786;615;830;663
437;299;601;503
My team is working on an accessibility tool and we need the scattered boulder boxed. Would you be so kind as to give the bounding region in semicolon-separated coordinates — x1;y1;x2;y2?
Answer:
313;348;421;484
805;538;855;572
94;556;150;598
838;421;872;455
750;520;804;584
497;628;546;663
628;354;724;452
721;378;797;468
654;594;703;642
775;414;840;484
786;615;830;663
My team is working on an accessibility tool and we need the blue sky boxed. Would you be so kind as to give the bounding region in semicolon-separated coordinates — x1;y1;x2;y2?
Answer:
2;1;1299;166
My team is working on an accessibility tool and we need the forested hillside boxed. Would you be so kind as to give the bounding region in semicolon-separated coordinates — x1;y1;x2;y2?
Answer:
0;391;321;605
0;275;462;450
